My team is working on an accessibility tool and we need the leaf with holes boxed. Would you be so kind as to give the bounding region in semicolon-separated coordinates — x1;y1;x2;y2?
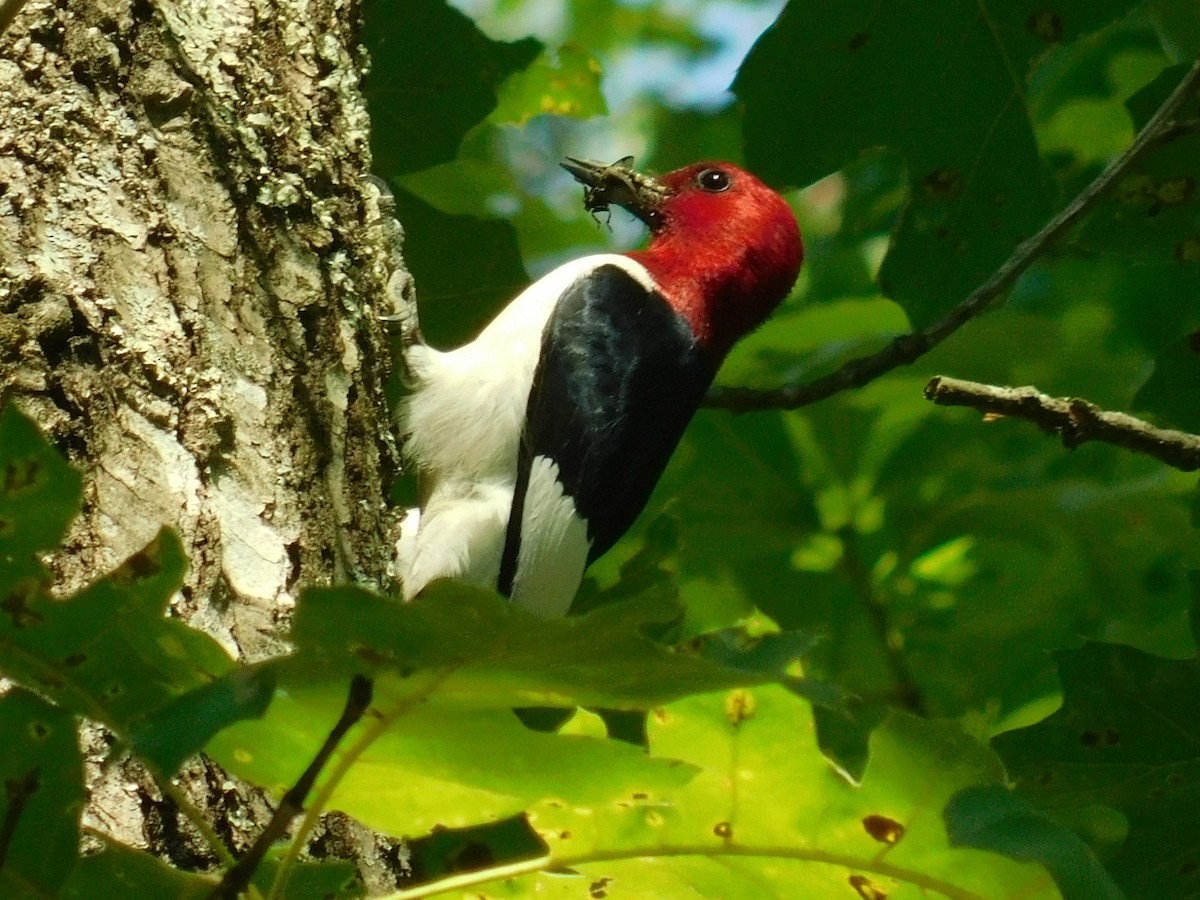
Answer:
0;529;246;769
413;687;1060;899
208;581;835;839
0;408;269;775
490;42;606;126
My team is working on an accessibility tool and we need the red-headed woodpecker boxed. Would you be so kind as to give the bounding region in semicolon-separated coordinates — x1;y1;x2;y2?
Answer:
396;157;803;616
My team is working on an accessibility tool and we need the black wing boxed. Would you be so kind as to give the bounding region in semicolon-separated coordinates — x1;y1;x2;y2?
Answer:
498;264;714;597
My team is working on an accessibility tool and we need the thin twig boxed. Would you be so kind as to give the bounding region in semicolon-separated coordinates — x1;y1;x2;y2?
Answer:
924;375;1200;472
210;676;374;900
706;56;1200;413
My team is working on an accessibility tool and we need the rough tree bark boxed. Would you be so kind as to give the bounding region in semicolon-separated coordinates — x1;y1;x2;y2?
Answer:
1;0;410;889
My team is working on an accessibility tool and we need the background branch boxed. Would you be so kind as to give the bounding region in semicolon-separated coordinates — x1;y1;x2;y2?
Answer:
706;56;1200;413
924;376;1200;472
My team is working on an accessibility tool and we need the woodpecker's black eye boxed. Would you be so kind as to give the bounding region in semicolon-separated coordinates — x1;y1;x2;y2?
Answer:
697;168;731;192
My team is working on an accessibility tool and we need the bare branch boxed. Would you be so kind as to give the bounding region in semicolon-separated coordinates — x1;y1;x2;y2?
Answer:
924;375;1200;472
706;56;1200;413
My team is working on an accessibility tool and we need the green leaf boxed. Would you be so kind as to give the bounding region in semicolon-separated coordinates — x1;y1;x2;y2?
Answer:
490;43;606;126
718;296;910;390
1133;335;1200;433
59;839;215;899
0;530;232;755
735;0;1138;327
209;583;829;838
646;409;819;637
398;155;518;218
216;684;697;837
0;690;83;897
0;409;263;775
426;690;1059;898
1147;0;1200;58
254;850;364;899
0;404;82;591
288;582;799;708
363;0;540;175
128;664;276;775
994;643;1200;899
1074;65;1200;359
946;785;1126;900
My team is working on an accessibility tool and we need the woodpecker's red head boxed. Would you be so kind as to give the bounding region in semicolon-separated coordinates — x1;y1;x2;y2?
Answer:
563;157;803;359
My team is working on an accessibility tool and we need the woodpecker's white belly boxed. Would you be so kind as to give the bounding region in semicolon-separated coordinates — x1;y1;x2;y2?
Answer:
397;254;656;616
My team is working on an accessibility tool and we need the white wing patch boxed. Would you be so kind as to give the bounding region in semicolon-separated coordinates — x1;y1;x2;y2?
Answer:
510;455;591;617
396;254;653;615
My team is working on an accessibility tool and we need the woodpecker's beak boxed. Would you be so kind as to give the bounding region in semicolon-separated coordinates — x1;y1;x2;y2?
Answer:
561;156;670;230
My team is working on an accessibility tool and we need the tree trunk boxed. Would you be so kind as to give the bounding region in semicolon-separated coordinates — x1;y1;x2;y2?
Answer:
1;0;408;888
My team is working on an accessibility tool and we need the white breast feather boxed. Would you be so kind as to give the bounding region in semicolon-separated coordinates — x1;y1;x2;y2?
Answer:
397;254;655;614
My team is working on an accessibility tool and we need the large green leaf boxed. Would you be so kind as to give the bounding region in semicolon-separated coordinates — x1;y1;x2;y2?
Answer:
209;583;825;838
735;0;1138;326
994;643;1200;899
1133;335;1200;432
1148;0;1200;58
946;785;1126;900
416;689;1060;898
0;408;270;775
388;185;529;349
58;841;214;899
0;529;237;764
1075;65;1200;354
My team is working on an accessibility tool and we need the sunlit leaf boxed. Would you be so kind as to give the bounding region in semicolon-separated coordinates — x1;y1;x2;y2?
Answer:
209;583;828;838
421;690;1060;898
491;43;606;126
